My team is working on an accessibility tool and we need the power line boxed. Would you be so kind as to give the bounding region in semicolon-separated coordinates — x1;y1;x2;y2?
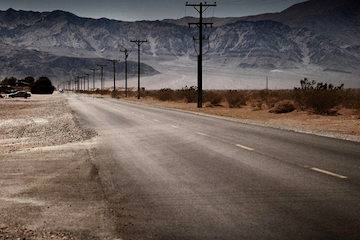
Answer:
130;39;148;99
186;1;217;108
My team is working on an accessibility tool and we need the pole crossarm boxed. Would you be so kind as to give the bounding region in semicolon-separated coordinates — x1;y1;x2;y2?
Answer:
130;40;148;46
185;2;217;7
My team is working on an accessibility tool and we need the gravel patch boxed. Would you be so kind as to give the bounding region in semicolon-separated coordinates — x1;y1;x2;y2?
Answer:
0;94;96;154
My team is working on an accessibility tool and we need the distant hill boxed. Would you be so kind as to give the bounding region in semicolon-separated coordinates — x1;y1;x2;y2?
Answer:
0;43;158;82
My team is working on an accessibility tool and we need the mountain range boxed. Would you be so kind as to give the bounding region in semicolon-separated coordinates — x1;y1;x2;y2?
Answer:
0;0;359;88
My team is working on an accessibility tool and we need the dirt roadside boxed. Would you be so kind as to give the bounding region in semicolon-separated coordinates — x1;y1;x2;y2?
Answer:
0;94;117;240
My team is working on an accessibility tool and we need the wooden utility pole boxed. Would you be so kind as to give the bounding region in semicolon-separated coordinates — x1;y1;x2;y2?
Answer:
85;74;90;91
76;76;80;91
79;76;83;91
131;40;148;99
186;1;216;108
120;48;130;97
111;60;117;92
90;68;96;89
266;76;269;90
97;64;106;90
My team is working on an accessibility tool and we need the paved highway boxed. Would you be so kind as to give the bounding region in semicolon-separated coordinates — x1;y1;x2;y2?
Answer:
67;94;360;240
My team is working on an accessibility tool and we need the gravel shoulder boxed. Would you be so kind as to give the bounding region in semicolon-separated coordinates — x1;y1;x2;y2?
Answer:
0;94;117;240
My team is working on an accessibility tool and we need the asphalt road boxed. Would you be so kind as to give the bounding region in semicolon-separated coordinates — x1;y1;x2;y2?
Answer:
67;94;360;240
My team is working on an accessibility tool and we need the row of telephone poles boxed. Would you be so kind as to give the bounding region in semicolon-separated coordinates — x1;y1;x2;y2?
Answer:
65;39;147;100
64;1;216;108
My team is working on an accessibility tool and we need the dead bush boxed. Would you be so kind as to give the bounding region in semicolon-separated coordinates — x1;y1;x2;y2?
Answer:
269;100;296;114
225;90;246;108
294;78;344;115
156;88;174;101
177;86;197;103
204;91;223;106
250;99;263;111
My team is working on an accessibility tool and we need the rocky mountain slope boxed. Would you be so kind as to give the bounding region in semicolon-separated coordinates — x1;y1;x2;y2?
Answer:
0;0;359;87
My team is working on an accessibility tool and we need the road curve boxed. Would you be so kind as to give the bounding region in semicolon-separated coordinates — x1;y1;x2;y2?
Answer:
67;94;360;240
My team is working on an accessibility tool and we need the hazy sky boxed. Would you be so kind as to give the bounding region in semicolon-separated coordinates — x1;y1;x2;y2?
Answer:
0;0;305;21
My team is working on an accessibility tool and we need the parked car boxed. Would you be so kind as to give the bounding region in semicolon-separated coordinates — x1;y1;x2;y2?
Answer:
0;94;3;98
9;91;31;99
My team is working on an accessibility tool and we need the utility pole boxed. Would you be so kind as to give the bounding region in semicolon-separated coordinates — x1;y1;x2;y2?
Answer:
76;76;80;91
186;1;216;108
85;74;90;91
131;39;148;99
97;64;106;90
90;68;96;90
81;76;84;91
120;48;130;97
80;76;83;91
111;60;117;92
266;76;269;90
79;76;82;91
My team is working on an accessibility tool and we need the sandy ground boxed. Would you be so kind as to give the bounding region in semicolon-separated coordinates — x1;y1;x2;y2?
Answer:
0;94;116;240
111;96;360;142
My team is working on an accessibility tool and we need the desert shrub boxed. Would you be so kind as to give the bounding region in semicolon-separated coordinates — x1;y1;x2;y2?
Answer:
31;76;54;94
341;89;360;110
269;100;296;114
90;89;110;95
204;91;223;106
157;88;174;101
177;86;197;103
294;78;344;114
245;90;293;109
249;99;264;110
225;90;246;108
111;90;118;98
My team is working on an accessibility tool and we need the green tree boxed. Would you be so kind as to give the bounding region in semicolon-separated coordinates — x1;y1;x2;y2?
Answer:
1;77;17;86
23;76;35;86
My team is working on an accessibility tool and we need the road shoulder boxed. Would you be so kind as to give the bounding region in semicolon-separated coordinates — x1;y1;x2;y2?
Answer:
0;94;117;240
